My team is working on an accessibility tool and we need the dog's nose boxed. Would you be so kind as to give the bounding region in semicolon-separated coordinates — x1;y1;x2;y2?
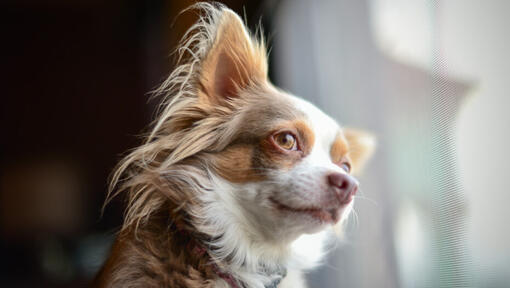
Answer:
327;172;358;204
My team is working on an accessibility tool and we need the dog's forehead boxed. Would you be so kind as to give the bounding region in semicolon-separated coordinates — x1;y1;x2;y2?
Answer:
288;95;341;148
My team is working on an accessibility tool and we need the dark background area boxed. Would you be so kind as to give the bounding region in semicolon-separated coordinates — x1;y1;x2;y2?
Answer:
0;1;273;287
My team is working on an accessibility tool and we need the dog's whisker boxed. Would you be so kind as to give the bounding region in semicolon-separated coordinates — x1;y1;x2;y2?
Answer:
354;194;379;207
350;208;360;231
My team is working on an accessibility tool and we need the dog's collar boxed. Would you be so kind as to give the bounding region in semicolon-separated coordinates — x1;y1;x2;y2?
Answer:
175;222;287;288
262;266;287;288
194;243;287;288
214;263;287;288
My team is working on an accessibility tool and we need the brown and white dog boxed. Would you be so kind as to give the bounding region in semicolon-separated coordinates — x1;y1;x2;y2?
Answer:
95;3;375;288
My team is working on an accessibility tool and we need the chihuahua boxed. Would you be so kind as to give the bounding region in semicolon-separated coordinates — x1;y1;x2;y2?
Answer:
95;3;375;288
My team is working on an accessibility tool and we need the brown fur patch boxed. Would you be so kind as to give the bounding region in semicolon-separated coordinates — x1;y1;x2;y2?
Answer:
209;144;264;183
94;210;218;288
293;120;315;156
330;134;350;164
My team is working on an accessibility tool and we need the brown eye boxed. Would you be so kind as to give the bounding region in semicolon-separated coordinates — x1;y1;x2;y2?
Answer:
274;132;297;150
340;162;351;173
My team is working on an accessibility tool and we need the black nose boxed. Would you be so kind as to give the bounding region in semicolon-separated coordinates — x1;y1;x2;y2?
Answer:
327;172;358;204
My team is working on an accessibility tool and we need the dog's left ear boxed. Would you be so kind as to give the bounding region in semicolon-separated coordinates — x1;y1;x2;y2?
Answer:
199;9;268;103
343;128;376;174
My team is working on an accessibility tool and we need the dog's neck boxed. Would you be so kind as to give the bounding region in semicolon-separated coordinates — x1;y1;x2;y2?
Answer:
189;176;329;288
172;213;288;288
186;177;297;287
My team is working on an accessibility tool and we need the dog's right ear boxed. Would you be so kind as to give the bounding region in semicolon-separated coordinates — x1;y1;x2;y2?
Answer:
343;128;376;175
199;9;268;104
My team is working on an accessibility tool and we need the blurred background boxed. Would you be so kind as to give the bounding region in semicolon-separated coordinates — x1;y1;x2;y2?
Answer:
1;0;509;287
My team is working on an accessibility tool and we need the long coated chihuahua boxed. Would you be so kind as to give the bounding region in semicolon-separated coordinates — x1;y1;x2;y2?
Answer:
95;3;375;288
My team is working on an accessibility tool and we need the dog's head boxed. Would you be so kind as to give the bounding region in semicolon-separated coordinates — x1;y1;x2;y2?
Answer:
172;7;377;243
110;4;375;252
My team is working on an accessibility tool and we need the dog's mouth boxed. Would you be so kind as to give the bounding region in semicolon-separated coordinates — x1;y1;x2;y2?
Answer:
269;197;344;224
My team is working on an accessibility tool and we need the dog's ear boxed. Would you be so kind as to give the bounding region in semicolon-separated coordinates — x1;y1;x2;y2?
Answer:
343;128;376;174
199;9;267;103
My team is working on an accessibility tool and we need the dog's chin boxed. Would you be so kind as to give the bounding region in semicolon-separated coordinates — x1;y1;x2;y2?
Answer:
269;196;352;234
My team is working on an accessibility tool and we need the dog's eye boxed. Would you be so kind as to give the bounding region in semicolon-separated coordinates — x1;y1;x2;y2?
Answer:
274;132;297;151
340;162;351;173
